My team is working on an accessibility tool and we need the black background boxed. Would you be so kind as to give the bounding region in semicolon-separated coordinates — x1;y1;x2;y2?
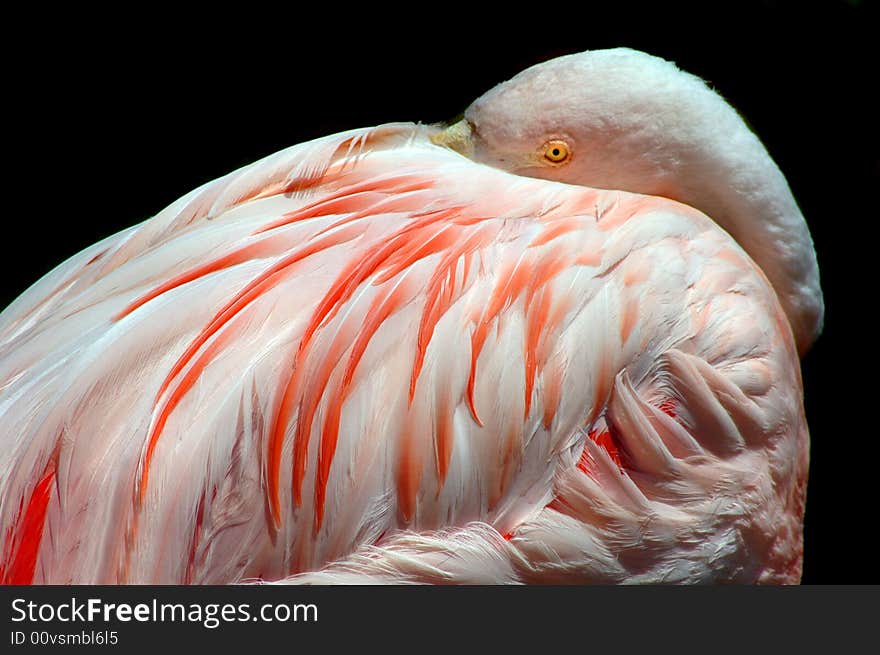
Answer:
4;2;876;583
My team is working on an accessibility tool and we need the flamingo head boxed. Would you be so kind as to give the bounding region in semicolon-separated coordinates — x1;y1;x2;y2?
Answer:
435;48;700;193
431;47;824;353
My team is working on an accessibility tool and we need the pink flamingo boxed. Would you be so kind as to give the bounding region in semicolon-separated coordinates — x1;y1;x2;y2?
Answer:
0;48;822;584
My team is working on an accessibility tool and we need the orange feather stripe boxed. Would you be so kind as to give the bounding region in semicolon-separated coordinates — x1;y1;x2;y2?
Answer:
118;176;428;323
252;175;434;235
151;223;367;408
371;227;458;286
237;132;381;205
294;208;465;370
467;251;534;425
184;489;207;585
410;226;496;400
275;209;468;524
1;459;56;585
522;242;579;417
139;316;240;502
396;420;421;523
435;389;455;489
254;191;387;235
290;292;377;512
265;368;299;527
543;359;564;430
620;295;640;345
313;190;440;242
524;287;553;419
219;149;349;209
268;308;361;525
528;217;586;248
114;239;276;321
313;279;416;531
342;279;416;391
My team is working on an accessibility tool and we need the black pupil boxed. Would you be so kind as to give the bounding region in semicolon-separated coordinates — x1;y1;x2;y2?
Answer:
552;148;560;157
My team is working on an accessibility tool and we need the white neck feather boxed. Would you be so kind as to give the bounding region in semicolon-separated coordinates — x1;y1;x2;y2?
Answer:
653;77;823;353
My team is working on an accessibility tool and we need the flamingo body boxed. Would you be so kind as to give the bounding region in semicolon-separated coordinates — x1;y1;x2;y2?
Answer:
0;51;816;584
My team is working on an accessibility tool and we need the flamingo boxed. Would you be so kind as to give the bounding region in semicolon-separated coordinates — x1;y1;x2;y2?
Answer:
0;47;822;584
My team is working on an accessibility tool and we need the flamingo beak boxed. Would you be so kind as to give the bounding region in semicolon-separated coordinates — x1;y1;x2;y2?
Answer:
430;119;475;158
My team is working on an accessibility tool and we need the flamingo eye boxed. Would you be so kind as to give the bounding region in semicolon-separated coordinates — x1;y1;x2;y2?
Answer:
541;140;572;165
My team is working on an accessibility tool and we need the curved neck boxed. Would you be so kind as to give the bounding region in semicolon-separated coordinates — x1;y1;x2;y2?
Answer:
571;76;825;354
665;109;823;354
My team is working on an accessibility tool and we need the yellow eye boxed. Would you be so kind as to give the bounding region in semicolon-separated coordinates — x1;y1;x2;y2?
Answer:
542;140;571;165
